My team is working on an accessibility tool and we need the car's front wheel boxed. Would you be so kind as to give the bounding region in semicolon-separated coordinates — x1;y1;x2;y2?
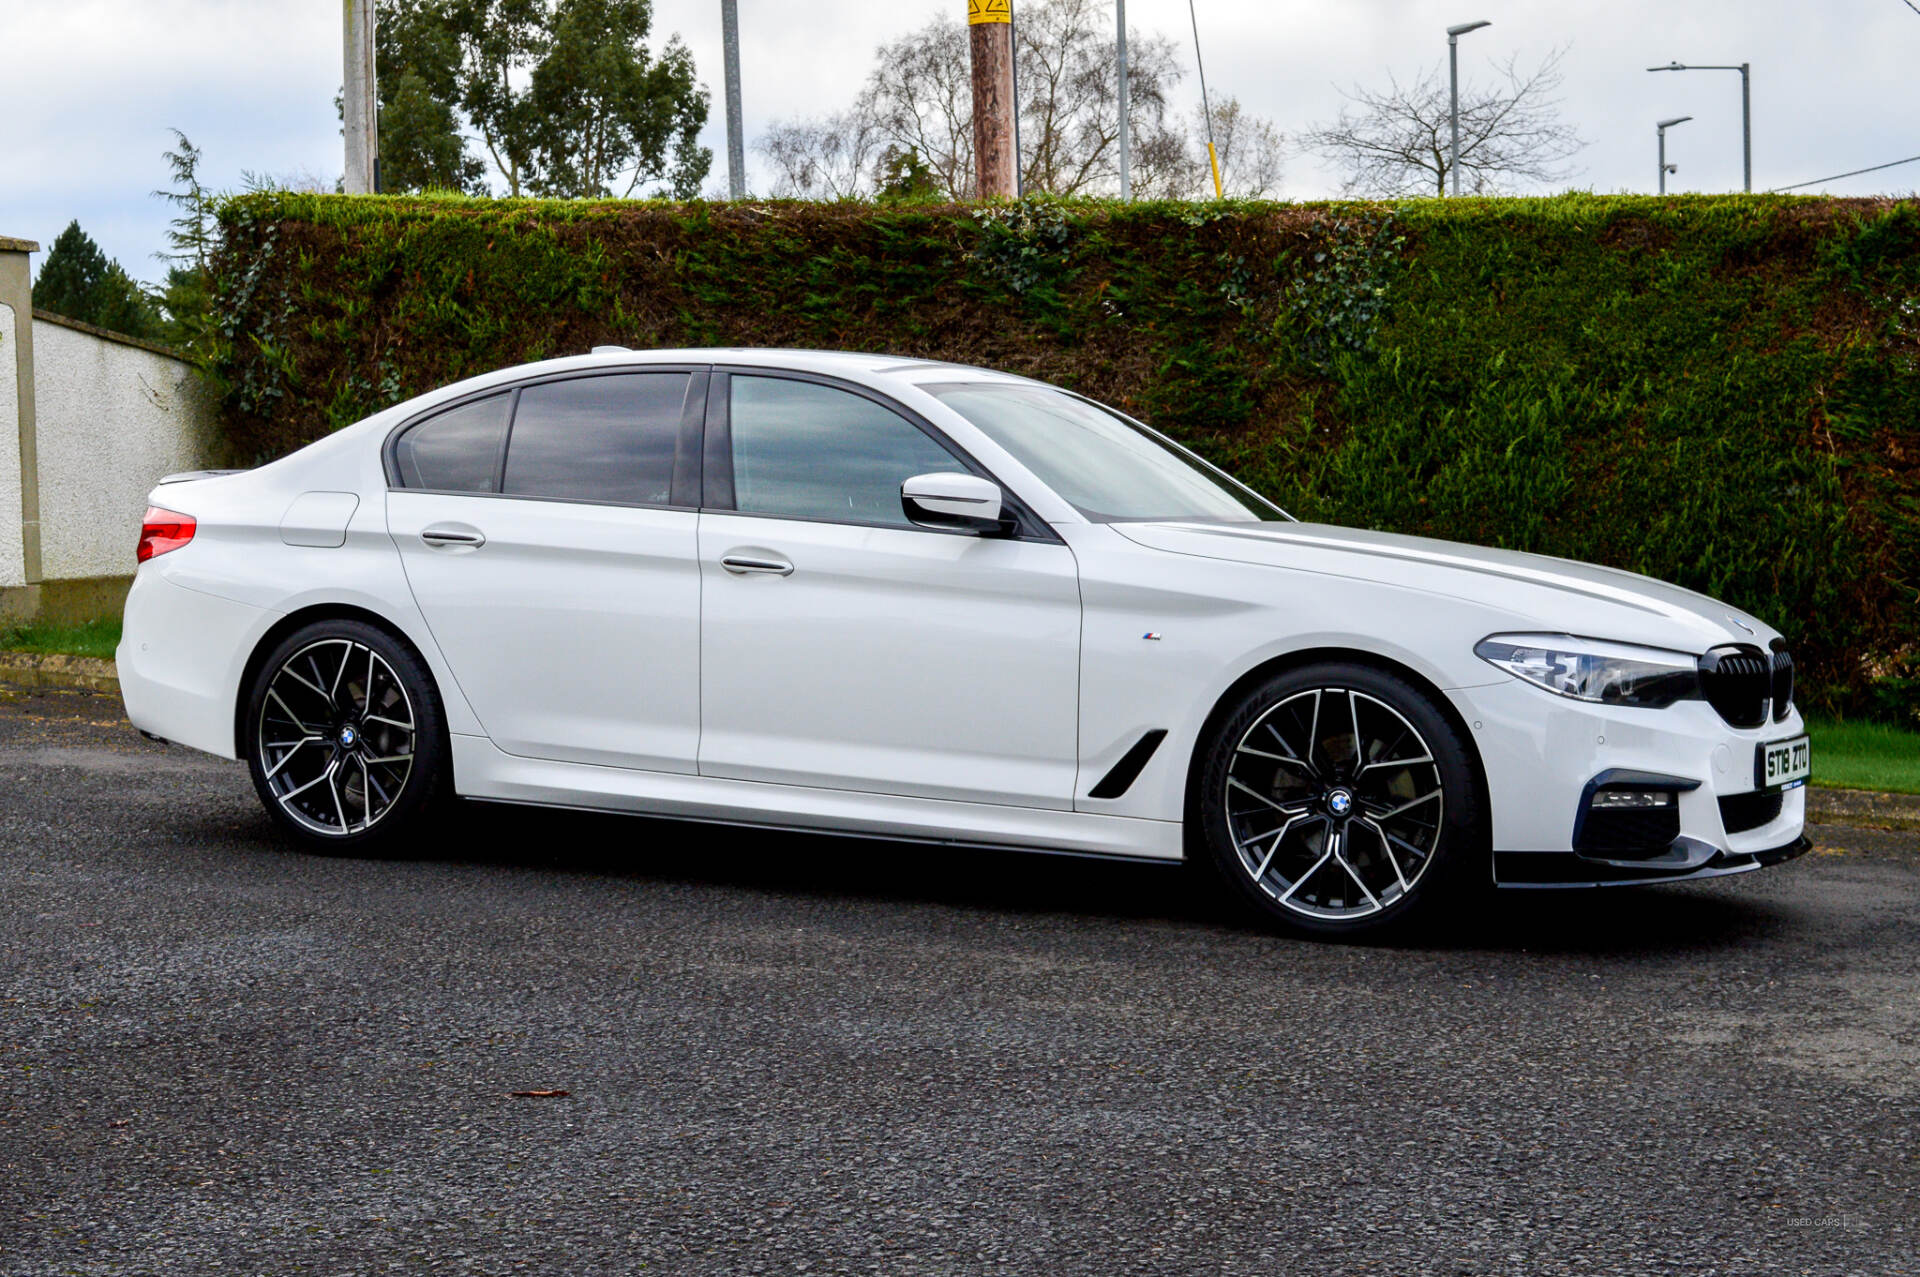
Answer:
243;619;448;854
1193;661;1485;937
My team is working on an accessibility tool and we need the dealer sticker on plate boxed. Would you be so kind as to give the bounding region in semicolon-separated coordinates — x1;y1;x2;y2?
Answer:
1757;735;1811;790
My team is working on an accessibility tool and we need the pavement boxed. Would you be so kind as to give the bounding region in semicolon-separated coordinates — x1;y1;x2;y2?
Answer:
1;684;1915;1276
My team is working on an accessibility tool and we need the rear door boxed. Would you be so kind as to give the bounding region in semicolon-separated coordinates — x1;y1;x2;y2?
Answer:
388;367;708;772
696;370;1083;809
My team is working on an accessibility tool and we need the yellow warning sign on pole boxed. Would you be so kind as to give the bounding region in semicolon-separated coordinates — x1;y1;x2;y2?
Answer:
969;0;1011;24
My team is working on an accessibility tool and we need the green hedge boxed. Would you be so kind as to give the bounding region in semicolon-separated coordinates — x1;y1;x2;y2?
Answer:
206;192;1920;719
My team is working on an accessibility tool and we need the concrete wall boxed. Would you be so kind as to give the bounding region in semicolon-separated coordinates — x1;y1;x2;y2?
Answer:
0;299;23;589
1;234;217;622
32;314;215;580
1;234;35;607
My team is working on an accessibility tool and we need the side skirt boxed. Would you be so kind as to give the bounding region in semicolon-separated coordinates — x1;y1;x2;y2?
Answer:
450;735;1186;862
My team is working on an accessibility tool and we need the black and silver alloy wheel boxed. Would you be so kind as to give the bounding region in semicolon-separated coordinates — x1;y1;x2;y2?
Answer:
1196;662;1482;936
245;620;447;853
1225;688;1444;920
257;638;416;835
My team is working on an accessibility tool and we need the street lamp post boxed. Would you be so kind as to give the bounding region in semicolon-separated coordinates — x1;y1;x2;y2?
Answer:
1011;0;1025;197
1116;0;1130;200
722;0;745;199
1656;116;1692;195
1447;20;1492;197
1648;61;1751;192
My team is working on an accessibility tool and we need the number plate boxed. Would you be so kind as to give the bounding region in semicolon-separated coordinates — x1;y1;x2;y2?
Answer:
1755;735;1811;791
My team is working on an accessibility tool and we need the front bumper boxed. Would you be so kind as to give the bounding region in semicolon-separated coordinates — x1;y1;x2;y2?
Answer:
1493;833;1811;888
1446;677;1810;889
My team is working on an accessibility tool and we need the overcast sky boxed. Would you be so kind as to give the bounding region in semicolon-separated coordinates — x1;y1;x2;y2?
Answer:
4;0;1916;286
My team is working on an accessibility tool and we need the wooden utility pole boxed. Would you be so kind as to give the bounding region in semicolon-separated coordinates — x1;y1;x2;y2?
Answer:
343;0;378;193
968;0;1016;199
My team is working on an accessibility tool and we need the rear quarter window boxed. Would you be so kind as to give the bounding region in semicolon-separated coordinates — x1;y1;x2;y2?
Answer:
392;393;511;493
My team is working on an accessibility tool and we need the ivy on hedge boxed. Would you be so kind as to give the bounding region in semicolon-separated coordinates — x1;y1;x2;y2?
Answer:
203;191;1920;720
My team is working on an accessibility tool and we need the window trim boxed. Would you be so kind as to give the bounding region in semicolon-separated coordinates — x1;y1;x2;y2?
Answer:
704;365;1061;543
384;365;710;512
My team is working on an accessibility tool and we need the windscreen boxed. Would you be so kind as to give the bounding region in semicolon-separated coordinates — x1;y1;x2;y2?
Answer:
922;382;1287;524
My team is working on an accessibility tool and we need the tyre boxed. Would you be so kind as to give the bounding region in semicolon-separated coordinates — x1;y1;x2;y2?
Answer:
243;618;448;854
1191;661;1485;938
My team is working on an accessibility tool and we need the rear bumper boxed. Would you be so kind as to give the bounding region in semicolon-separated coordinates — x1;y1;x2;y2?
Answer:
1494;833;1812;889
117;566;280;759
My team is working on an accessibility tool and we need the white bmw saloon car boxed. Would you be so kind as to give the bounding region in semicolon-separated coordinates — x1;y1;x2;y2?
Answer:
120;348;1810;935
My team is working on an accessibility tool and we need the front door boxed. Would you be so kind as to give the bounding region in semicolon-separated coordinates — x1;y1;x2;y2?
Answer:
697;371;1082;809
390;368;707;772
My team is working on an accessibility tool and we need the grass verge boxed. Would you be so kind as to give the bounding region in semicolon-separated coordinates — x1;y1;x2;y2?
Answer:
0;618;122;662
1806;716;1920;796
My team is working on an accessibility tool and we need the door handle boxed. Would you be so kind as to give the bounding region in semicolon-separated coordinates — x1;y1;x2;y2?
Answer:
421;524;485;549
720;553;794;576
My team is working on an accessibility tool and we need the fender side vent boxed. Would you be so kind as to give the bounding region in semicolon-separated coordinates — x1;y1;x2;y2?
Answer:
1089;730;1168;800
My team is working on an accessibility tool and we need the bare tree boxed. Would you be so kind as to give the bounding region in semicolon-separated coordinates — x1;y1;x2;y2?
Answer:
853;14;977;199
757;111;885;199
1303;47;1584;197
1159;95;1285;199
1011;0;1185;197
753;0;1282;201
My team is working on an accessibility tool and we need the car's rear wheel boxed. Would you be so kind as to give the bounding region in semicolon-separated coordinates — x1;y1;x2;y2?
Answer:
1193;661;1484;937
243;619;447;854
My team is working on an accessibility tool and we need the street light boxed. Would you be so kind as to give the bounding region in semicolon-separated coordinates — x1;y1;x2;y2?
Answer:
1648;61;1751;192
1117;0;1131;200
1447;20;1492;197
1656;116;1693;195
722;0;745;198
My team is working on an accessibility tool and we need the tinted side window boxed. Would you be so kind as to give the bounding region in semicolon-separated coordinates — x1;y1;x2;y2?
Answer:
729;376;962;526
393;393;511;493
503;373;691;506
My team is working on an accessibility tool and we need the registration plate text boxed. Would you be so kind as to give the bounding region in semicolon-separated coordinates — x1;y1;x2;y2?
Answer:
1757;736;1812;790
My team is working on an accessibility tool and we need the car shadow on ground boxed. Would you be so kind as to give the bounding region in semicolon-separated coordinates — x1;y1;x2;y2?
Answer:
199;798;1802;959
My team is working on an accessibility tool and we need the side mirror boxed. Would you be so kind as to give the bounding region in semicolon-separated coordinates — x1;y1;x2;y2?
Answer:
901;472;1011;535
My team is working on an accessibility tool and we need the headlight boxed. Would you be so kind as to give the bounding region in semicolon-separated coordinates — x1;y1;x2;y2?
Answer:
1474;634;1700;708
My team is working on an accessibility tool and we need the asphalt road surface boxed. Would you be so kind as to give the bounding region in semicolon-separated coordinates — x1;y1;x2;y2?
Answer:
2;684;1915;1275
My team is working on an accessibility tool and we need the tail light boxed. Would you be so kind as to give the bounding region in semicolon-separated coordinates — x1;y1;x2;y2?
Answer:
137;507;196;563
